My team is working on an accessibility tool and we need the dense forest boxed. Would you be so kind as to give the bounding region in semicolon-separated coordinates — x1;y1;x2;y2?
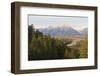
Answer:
28;24;88;60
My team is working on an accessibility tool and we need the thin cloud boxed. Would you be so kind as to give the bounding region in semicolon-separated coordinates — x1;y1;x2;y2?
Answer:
28;15;88;30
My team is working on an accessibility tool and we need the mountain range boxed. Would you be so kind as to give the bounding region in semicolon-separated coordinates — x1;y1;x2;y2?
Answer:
37;25;88;36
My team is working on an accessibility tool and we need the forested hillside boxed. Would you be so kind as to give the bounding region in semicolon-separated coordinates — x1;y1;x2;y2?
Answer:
28;24;88;60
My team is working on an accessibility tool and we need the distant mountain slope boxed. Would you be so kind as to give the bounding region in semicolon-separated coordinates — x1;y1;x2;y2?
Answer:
80;28;88;36
38;25;82;36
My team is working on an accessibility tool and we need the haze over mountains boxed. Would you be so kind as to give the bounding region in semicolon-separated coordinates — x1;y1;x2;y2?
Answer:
35;24;88;36
80;28;88;36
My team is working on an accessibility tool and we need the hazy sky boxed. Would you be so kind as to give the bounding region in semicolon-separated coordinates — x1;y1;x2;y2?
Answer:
28;15;88;30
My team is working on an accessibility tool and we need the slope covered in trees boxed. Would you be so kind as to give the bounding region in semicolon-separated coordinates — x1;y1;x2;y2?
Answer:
28;24;88;60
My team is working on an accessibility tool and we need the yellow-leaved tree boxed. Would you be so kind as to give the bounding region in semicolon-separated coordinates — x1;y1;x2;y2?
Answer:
79;37;88;58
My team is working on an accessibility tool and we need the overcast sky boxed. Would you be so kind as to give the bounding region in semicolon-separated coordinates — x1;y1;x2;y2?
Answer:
28;15;88;30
